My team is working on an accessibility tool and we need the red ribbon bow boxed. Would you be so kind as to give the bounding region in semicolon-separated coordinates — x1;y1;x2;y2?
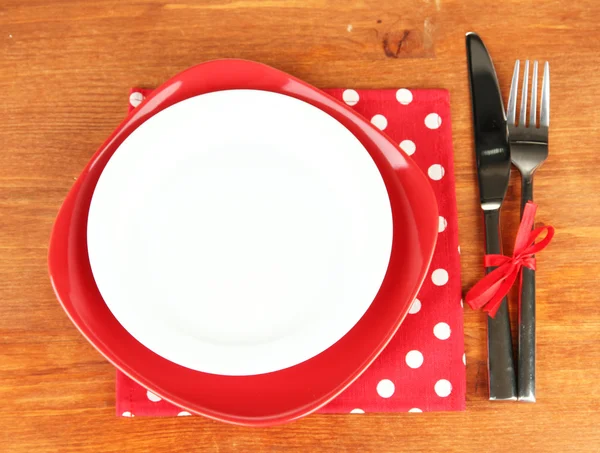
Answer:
465;202;554;318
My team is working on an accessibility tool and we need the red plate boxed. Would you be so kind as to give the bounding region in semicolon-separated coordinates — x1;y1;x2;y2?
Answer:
48;60;438;426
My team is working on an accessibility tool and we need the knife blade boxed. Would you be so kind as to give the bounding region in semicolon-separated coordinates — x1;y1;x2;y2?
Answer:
466;32;517;401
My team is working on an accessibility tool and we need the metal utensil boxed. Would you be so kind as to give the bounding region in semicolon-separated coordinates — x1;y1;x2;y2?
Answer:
466;32;517;401
507;60;550;402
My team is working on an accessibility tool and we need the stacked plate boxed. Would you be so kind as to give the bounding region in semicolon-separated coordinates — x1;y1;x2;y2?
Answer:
48;60;438;425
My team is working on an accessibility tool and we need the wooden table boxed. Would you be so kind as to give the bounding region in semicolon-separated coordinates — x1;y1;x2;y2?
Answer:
2;1;599;451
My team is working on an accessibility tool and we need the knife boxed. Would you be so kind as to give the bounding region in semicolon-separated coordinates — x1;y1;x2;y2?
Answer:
466;32;517;401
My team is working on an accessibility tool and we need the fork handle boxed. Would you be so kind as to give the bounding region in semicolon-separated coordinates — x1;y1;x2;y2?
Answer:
518;176;536;402
484;208;517;401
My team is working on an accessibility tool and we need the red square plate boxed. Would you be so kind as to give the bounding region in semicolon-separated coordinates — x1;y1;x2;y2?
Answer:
48;60;438;426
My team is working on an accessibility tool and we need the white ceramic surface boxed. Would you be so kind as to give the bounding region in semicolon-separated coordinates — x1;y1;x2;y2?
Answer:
87;89;393;376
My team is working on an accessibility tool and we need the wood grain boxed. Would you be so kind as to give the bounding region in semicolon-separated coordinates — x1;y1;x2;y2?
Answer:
2;0;600;451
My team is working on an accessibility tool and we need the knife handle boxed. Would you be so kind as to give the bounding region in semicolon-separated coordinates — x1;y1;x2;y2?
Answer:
518;176;536;402
483;208;517;401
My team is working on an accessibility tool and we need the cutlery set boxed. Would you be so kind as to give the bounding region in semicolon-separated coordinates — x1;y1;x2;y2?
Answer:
466;33;550;402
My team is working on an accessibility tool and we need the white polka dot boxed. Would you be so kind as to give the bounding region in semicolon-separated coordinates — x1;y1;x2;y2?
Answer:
435;379;452;397
428;164;445;180
431;268;449;286
346;24;353;32
342;89;359;106
396;88;413;105
377;379;395;398
371;114;388;130
350;408;365;414
405;350;424;369
434;322;451;340
425;112;442;129
129;91;144;108
146;390;161;402
122;411;134;417
438;216;448;233
177;411;192;416
462;353;466;365
399;139;416;156
408;408;423;413
408;298;421;314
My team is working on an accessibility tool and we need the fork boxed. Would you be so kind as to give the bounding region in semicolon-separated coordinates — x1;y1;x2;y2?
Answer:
507;60;550;403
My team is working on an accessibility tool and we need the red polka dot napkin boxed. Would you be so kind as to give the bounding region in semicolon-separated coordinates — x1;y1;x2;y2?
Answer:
116;87;465;417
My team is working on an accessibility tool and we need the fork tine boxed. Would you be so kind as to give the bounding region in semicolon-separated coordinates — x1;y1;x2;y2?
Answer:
507;60;519;125
529;61;538;127
520;60;529;126
540;62;550;127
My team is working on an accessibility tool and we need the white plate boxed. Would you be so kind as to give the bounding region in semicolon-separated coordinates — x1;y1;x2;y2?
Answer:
87;89;393;376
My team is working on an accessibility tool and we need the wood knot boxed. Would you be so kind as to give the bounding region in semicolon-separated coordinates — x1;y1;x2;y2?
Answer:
382;30;411;58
